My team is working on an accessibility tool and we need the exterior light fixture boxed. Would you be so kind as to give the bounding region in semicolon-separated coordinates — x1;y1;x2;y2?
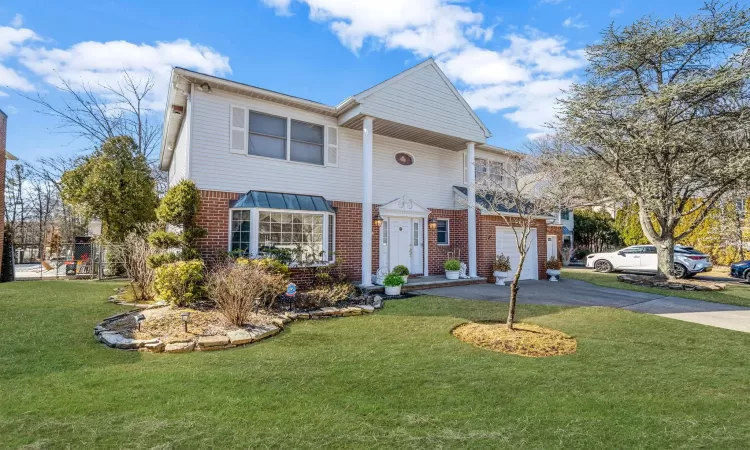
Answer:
134;313;146;332
199;82;212;93
373;215;384;228
180;312;191;333
428;217;438;230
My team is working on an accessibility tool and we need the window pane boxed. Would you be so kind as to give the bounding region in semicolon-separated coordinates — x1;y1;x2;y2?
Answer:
290;141;324;165
267;193;286;209
413;222;419;246
249;112;286;138
230;211;252;255
249;134;286;159
291;120;324;144
328;216;335;261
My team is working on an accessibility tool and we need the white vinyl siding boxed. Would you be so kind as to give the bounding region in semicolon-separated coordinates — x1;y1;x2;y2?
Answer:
189;90;469;209
359;64;486;143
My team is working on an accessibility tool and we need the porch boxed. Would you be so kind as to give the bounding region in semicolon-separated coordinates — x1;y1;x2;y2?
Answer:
364;275;487;293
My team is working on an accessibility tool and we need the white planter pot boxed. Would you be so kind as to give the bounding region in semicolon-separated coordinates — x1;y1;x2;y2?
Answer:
401;275;409;284
547;269;561;282
384;285;402;296
445;270;460;280
493;271;509;286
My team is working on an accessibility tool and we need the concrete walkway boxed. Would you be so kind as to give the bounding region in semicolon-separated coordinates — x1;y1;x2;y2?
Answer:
413;279;750;333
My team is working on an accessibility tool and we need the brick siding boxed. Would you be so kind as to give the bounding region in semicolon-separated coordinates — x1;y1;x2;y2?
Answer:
194;190;552;285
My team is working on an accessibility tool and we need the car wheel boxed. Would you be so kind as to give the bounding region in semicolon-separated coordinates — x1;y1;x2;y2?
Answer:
745;270;750;283
673;264;688;279
594;260;613;273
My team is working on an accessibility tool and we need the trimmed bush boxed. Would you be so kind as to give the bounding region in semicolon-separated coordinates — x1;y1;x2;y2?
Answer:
147;230;181;249
147;252;179;269
392;265;410;276
444;259;461;271
153;260;205;306
384;273;405;287
245;257;291;277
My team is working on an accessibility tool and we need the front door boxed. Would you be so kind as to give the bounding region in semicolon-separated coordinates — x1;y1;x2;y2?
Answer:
546;236;558;260
389;218;412;272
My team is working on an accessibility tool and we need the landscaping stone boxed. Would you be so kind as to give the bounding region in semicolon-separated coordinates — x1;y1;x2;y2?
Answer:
309;309;325;317
341;307;362;316
99;332;126;347
320;307;341;316
372;296;383;309
197;335;230;348
271;318;286;328
249;325;280;341
296;312;311;320
617;274;725;292
357;304;375;313
144;341;165;352
227;329;253;345
165;341;195;353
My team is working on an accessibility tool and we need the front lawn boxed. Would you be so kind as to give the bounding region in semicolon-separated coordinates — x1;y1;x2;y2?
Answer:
1;281;749;449
562;267;750;307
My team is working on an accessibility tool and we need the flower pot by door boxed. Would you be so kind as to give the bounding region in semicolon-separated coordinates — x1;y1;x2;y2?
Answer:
384;285;402;296
493;271;509;286
445;270;459;280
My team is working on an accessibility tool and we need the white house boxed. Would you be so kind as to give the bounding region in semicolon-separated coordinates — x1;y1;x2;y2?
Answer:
159;59;565;287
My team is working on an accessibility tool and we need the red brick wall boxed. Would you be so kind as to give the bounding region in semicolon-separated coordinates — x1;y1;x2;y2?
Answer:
194;190;552;284
0;111;7;275
477;214;549;280
427;209;468;275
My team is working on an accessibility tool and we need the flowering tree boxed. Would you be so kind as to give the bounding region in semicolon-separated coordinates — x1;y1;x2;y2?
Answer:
556;1;750;279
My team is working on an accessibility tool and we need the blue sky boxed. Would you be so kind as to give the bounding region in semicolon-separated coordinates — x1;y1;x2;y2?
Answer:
0;0;708;161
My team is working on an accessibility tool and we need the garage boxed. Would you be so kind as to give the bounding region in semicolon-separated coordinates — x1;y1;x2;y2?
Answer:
495;227;538;280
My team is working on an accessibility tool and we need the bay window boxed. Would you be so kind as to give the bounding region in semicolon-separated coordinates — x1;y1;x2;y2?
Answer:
230;210;252;254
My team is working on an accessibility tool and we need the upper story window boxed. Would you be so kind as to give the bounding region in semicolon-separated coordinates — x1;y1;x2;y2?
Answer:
475;158;504;183
249;111;287;160
290;119;324;165
561;209;570;220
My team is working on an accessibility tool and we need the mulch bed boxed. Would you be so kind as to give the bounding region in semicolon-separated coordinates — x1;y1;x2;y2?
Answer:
452;322;577;357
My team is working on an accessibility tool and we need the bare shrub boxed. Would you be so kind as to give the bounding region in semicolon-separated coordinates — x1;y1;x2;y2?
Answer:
295;283;355;309
122;229;159;302
207;261;287;326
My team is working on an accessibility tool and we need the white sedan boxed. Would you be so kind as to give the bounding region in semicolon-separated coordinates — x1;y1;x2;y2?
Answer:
586;245;712;279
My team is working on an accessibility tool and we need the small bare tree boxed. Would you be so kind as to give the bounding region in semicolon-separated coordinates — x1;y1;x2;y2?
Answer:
122;229;159;302
472;141;572;330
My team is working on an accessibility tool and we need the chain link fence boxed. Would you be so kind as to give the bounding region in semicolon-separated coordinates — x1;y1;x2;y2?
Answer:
11;242;126;281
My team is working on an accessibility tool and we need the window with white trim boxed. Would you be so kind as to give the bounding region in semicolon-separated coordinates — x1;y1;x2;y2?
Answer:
248;111;287;160
258;211;325;257
436;219;449;245
290;119;324;165
413;222;419;246
382;221;388;245
230;210;251;254
327;216;335;262
475;158;504;183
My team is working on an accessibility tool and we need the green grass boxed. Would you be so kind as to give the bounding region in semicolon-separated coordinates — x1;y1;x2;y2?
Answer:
562;268;750;307
1;281;749;449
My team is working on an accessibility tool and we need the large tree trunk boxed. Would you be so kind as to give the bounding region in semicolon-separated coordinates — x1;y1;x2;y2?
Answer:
655;237;675;280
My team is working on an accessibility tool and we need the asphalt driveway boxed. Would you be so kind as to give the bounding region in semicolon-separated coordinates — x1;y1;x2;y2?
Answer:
414;279;750;333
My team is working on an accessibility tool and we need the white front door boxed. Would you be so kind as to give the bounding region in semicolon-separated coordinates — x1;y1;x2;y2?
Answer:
547;236;558;260
410;218;424;274
389;218;412;272
496;227;539;280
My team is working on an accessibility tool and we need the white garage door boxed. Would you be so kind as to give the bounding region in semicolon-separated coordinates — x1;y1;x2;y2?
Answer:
496;227;538;280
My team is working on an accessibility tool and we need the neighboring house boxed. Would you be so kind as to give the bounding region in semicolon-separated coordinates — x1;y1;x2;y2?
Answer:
159;58;559;286
548;208;574;260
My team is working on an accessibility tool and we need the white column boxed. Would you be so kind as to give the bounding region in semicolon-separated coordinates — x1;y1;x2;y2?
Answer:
361;116;374;286
467;142;477;278
423;216;429;277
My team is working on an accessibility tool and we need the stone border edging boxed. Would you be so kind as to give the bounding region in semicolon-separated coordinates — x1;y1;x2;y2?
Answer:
94;300;381;354
617;274;726;291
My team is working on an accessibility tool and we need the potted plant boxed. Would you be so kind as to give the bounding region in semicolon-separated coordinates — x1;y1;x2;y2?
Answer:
546;257;562;281
383;272;405;296
492;254;512;286
392;265;410;284
444;259;461;280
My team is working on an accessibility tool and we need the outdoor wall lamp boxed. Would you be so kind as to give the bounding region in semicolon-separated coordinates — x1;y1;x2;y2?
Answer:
428;217;438;230
373;215;384;228
180;312;191;333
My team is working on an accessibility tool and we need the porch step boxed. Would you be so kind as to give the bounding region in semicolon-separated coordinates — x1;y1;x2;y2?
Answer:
363;276;487;293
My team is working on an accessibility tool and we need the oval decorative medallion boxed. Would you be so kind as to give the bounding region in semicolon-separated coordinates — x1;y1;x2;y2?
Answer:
395;152;414;166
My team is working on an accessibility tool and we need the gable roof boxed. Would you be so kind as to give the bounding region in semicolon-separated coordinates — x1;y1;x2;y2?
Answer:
353;59;491;139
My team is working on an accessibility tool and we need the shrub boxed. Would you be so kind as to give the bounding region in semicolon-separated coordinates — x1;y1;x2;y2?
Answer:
295;283;355;309
147;252;179;269
247;257;291;277
384;273;405;287
492;254;511;272
546;257;562;270
121;230;159;302
444;259;461;271
156;180;201;226
207;261;288;325
153;260;205;306
147;230;181;249
392;265;409;276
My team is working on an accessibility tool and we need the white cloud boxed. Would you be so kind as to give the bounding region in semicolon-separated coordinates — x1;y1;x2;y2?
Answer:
17;39;231;110
3;105;18;114
0;64;34;92
610;7;624;17
10;14;23;28
262;0;586;137
562;15;587;29
0;25;38;55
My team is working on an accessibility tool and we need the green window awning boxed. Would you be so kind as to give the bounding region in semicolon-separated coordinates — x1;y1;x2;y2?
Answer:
231;190;335;213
